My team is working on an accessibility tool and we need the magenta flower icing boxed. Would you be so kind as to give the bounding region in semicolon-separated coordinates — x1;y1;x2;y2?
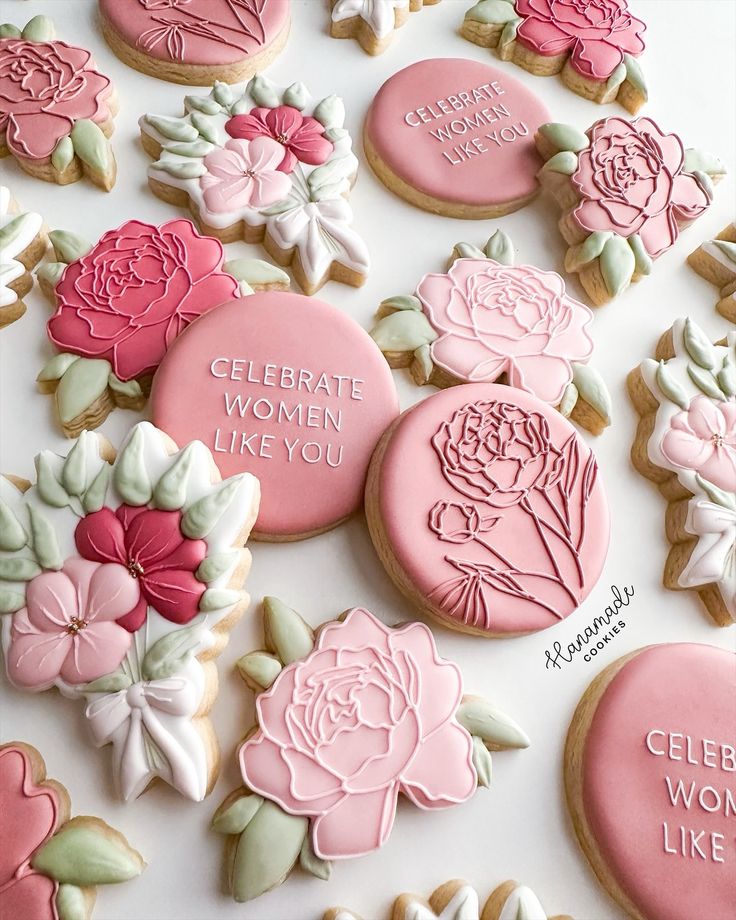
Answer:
225;105;334;173
661;395;736;492
74;504;207;632
7;559;136;690
239;607;476;860
200;137;292;213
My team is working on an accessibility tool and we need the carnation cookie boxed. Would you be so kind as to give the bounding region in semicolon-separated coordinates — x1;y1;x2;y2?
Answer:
1;423;260;801
688;222;736;322
0;16;117;190
151;292;399;540
330;0;439;55
536;117;725;305
325;878;572;920
628;318;736;626
212;599;529;902
0;742;145;919
100;0;290;86
565;643;736;920
462;0;647;113
141;76;368;294
36;218;288;438
0;186;45;329
366;384;610;637
364;58;550;218
370;228;611;435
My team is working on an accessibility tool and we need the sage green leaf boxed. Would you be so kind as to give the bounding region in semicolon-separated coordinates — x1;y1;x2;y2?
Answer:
451;242;486;260
189;112;220;145
718;354;736;396
472;736;493;788
456;698;530;749
696;474;736;512
542;150;578;175
600;235;635;298
283;82;309;110
263;597;314;664
538;122;589;153
196;551;238;583
370;311;437;353
51;136;74;173
231;801;307;902
84;669;132;693
683;317;717;369
565;231;611;272
299;835;330;881
185;95;222;115
212;794;263;835
142;623;203;681
236;651;282;691
465;0;517;23
70;120;110;173
224;258;289;287
0;214;38;252
199;588;241;612
22;15;56;41
166;139;214;158
37;263;67;288
623;53;647;98
31;820;144;885
113;426;152;506
56;884;88;920
82;463;110;513
606;61;626;92
38;353;79;383
229;96;253;115
153;443;197;511
28;505;63;570
151;159;207;179
35;453;70;508
0;498;27;551
484;230;514;265
655;361;689;410
212;81;234;107
62;432;91;496
558;382;579;418
571;363;612;424
688;365;723;400
412;343;434;385
181;476;244;538
713;240;736;265
107;374;143;399
693;170;714;198
56;358;111;425
324;126;348;144
0;587;25;614
0;24;22;38
379;294;422;312
145;114;199;142
684;148;725;177
49;230;93;264
628;234;652;276
313;95;344;129
0;557;42;581
499;16;520;49
247;76;280;108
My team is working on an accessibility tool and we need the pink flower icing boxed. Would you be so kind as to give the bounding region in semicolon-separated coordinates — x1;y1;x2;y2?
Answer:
239;607;476;859
200;137;292;212
416;258;593;404
660;395;736;492
74;504;207;632
6;559;136;690
515;0;646;80
47;219;238;382
572;117;711;258
225;105;334;173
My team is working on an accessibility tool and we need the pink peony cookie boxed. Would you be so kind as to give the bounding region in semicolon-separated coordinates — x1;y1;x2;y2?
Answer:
212;599;529;902
688;222;736;323
0;186;46;329
364;58;550;219
365;384;610;637
536;117;725;305
100;0;290;85
462;0;647;114
1;423;260;801
0;742;145;920
150;292;399;541
370;228;611;435
565;643;736;920
330;0;440;55
0;16;118;190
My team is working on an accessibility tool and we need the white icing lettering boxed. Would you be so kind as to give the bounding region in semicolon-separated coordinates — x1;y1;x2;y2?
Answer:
647;730;666;756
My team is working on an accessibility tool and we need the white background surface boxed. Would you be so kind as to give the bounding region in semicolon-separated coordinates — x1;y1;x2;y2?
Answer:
1;1;735;918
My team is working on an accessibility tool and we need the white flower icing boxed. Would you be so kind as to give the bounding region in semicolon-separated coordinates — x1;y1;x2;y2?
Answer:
0;186;43;308
331;0;409;40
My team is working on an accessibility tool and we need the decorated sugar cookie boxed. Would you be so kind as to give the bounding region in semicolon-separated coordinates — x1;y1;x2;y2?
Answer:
36;218;288;438
366;384;610;637
330;0;439;55
565;643;736;920
536;117;725;305
370;229;611;435
0;16;118;190
324;878;572;920
688;223;736;323
0;742;145;920
151;291;399;540
364;58;550;219
0;423;260;801
462;0;647;114
99;0;290;86
140;76;368;294
0;186;45;329
629;319;736;626
212;599;529;902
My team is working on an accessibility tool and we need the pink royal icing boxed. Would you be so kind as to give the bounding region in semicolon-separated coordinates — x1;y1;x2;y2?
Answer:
374;384;609;634
239;607;476;859
581;644;736;920
515;0;646;81
99;0;290;66
200;137;292;212
150;292;399;537
660;395;736;493
225;105;334;173
416;257;594;404
365;58;550;211
572;117;712;258
0;38;112;162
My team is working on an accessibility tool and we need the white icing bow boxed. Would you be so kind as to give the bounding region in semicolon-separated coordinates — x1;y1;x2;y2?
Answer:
682;501;736;614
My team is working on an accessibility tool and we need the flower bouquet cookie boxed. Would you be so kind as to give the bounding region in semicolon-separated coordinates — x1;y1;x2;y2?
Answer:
1;423;260;801
688;223;736;323
0;186;45;329
140;76;368;294
462;0;647;113
329;0;439;55
212;600;529;901
536;117;725;305
370;229;611;435
628;318;736;626
99;0;290;85
0;16;118;190
0;742;145;920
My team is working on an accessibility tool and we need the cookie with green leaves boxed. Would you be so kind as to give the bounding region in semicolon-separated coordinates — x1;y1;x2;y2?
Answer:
688;222;736;323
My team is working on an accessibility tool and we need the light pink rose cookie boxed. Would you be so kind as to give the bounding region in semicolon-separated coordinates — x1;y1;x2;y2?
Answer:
212;599;529;901
370;229;611;435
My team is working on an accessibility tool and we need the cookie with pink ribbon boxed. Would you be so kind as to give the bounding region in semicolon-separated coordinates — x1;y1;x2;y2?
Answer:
462;0;648;113
329;0;439;55
688;222;736;323
212;599;529;902
370;228;611;435
536;117;725;305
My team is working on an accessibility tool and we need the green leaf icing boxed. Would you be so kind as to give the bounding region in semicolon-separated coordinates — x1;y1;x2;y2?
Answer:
600;235;635;297
247;76;280;108
62;432;91;496
28;505;63;571
538;123;589;153
713;240;736;265
22;15;56;41
56;884;88;920
51;136;74;173
456;698;530;749
38;353;79;383
166;139;214;158
718;354;736;396
152;443;196;511
185;95;221;116
687;365;724;400
313;95;344;129
196;551;238;583
542;150;578;175
472;736;493;788
0;499;27;551
0;24;22;38
0;587;26;614
82;463;110;514
465;0;518;23
693;170;714;198
85;669;132;693
145;114;199;142
559;382;579;419
628;234;652;276
696;474;736;512
283;83;309;110
212;794;264;835
683;149;725;177
380;294;421;312
142;623;202;681
565;231;611;272
57;358;111;424
231;801;307;902
263;597;314;665
181;477;243;538
189;112;220;145
49;230;93;264
499;17;520;49
484;230;514;265
113;427;152;506
31;822;142;886
0;214;38;252
37;263;68;288
0;558;41;581
107;374;144;399
237;651;282;690
571;363;612;424
412;343;434;385
151;159;207;179
224;258;289;287
35;454;70;508
656;361;689;410
683;320;717;369
606;61;626;92
199;588;241;612
212;81;234;108
623;53;647;98
229;96;253;115
70;120;110;173
452;243;486;260
371;311;437;353
299;835;330;881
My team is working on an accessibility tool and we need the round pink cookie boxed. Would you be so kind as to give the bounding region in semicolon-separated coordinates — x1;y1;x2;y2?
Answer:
150;292;399;539
367;384;609;636
364;58;550;217
576;644;736;920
